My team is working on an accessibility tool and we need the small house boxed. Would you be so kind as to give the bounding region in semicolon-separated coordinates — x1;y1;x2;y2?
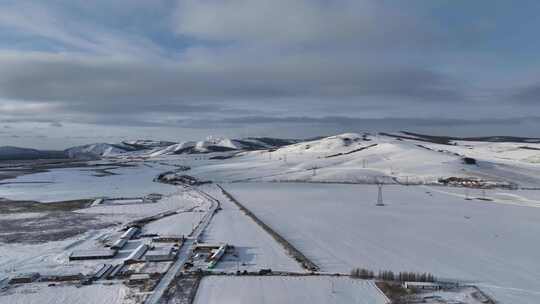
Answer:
403;281;442;291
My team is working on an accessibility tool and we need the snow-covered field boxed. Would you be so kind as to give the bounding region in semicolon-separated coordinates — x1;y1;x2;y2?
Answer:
0;282;128;304
80;188;204;219
194;276;389;304
198;185;303;272
0;161;177;202
143;211;205;237
226;182;540;304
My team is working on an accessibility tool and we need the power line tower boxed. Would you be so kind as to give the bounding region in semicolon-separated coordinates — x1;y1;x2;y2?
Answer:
375;178;385;206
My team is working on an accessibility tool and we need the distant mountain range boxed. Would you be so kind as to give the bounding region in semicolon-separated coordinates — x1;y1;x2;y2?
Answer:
2;132;540;161
0;146;67;161
381;131;540;145
0;137;300;161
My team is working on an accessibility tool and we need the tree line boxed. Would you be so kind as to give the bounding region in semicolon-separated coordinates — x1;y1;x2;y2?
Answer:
350;268;435;282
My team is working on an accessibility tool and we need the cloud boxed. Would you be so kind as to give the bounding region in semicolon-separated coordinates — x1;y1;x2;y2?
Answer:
0;0;477;128
511;83;540;103
0;51;466;111
49;121;63;127
0;1;166;57
1;0;540;146
179;115;536;128
160;115;540;139
172;0;443;49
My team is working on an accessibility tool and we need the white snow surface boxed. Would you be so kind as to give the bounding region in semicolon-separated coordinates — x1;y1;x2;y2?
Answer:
0;161;177;202
65;143;132;158
194;276;389;304
142;211;205;236
176;132;540;188
225;182;540;304
0;282;128;304
198;185;303;272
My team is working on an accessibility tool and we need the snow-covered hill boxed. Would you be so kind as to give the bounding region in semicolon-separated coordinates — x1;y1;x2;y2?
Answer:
178;132;540;188
64;143;137;159
148;137;299;157
5;132;540;189
0;136;299;161
121;139;176;149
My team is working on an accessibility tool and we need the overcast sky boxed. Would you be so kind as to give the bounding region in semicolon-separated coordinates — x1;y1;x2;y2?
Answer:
2;0;540;149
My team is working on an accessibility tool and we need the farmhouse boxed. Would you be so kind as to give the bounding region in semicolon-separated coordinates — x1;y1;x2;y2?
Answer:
9;273;40;284
124;244;148;264
128;274;151;285
120;227;139;240
69;249;117;261
93;264;113;280
111;238;128;250
207;244;227;269
145;246;176;262
106;264;124;279
403;281;442;291
152;235;185;243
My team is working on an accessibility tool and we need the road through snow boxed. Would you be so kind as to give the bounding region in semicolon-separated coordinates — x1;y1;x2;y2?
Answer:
144;186;219;304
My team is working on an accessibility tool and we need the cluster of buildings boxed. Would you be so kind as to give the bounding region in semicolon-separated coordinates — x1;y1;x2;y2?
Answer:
187;243;228;270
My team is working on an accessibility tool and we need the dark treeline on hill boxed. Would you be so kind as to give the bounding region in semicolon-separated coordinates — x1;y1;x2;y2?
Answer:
398;131;540;144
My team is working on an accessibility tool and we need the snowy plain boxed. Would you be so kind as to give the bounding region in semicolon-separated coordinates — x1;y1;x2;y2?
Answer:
0;282;129;304
198;185;303;272
225;182;540;304
194;276;389;304
0;161;177;202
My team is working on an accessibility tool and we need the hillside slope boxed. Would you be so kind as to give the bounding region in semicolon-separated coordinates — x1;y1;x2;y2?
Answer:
0;146;66;161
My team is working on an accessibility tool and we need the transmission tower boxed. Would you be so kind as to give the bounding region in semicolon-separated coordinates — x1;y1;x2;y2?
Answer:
376;181;385;206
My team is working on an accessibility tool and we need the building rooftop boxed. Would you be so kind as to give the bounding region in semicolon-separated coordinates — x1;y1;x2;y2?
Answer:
70;249;117;258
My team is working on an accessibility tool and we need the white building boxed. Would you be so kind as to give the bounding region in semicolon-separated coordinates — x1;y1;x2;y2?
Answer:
403;281;441;290
145;246;176;262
